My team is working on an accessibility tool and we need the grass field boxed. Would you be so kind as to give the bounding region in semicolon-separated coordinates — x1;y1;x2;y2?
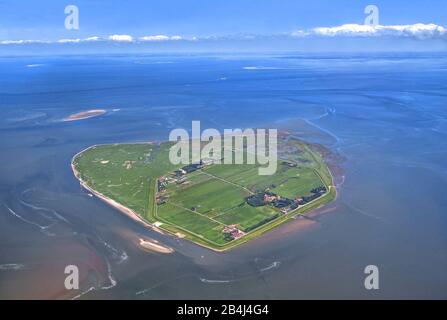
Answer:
72;137;336;251
72;142;177;221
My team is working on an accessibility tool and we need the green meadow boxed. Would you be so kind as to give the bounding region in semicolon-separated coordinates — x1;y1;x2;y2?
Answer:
72;138;335;251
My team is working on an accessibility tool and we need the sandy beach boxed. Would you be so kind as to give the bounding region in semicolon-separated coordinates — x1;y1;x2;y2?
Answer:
71;147;174;254
63;109;106;122
138;238;174;253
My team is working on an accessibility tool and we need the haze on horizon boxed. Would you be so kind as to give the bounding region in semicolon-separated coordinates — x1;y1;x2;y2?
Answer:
0;0;446;55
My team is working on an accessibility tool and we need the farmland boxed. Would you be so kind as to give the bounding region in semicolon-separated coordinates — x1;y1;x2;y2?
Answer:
72;137;336;251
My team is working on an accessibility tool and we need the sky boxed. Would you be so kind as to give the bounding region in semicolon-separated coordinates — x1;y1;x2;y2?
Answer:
0;0;446;54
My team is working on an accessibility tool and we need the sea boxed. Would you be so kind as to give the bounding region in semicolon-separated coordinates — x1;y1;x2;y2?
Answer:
0;52;446;299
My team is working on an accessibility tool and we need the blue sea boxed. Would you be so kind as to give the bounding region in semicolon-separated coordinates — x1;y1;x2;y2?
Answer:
0;53;446;299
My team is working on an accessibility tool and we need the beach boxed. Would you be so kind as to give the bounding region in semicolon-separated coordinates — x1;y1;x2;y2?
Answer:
70;146;174;254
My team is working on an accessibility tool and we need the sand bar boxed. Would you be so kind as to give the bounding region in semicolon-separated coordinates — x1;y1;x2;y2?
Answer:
64;109;106;122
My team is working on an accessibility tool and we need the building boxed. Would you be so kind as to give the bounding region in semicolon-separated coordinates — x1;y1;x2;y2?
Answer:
223;225;244;240
264;194;278;203
246;193;266;207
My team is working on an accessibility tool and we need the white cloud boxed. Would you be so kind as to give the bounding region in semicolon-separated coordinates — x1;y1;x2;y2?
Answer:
85;36;101;42
381;23;447;38
1;40;25;44
139;35;184;41
0;39;48;45
307;23;447;39
58;38;81;43
57;36;101;44
1;34;191;45
313;24;377;36
290;30;310;38
2;23;446;47
140;35;169;41
108;34;133;42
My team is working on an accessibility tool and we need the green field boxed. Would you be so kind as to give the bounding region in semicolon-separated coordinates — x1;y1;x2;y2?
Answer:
72;143;177;221
72;138;336;251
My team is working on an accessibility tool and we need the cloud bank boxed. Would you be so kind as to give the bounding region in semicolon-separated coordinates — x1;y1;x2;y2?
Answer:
1;23;446;46
57;36;100;43
0;34;195;45
0;39;50;45
108;34;134;42
295;23;447;39
139;35;183;41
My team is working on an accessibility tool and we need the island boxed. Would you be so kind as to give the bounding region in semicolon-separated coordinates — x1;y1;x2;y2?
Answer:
63;109;106;121
71;136;336;251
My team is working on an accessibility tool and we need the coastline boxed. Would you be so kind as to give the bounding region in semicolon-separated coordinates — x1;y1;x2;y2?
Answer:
71;143;228;253
70;139;337;253
70;145;174;254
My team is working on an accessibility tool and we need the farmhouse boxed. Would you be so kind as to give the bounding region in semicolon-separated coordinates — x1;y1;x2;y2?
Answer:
157;177;168;192
273;197;294;208
264;193;279;203
156;195;167;205
174;169;187;177
297;185;327;205
246;193;266;207
311;186;327;194
181;162;203;173
223;225;244;240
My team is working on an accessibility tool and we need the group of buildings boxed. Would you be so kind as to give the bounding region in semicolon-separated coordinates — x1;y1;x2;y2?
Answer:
296;186;327;206
155;157;328;241
173;158;216;177
156;158;218;205
246;185;327;214
222;225;245;240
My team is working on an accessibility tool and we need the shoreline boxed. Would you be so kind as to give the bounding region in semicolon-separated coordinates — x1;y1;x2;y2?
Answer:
71;138;337;253
71;143;238;253
71;145;174;254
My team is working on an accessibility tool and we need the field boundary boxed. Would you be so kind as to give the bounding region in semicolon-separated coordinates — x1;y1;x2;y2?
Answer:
72;140;337;252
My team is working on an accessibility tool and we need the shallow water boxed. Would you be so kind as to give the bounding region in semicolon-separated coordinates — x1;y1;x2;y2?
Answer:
0;53;446;299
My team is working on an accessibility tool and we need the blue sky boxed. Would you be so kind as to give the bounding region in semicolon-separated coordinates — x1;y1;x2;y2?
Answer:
0;0;446;53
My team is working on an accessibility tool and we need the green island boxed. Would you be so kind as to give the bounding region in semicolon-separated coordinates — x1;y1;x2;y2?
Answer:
72;136;336;251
